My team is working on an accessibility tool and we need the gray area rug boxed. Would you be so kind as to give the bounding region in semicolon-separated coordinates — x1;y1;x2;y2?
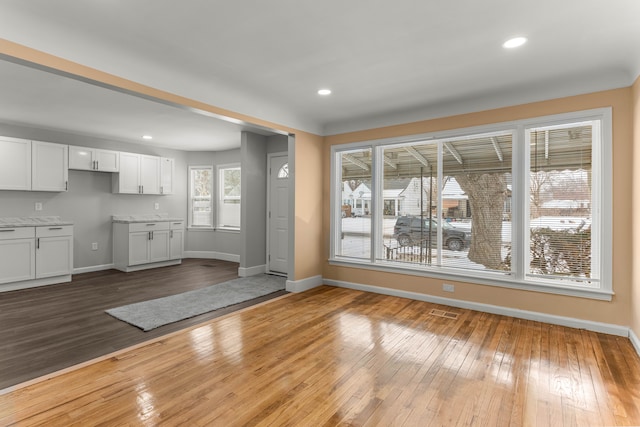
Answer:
106;274;286;331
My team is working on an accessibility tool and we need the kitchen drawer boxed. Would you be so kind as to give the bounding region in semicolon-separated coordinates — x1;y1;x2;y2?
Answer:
36;225;73;238
129;222;170;233
0;227;35;240
170;221;184;230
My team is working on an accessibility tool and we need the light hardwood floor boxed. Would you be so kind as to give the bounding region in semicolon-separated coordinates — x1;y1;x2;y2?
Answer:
1;285;639;426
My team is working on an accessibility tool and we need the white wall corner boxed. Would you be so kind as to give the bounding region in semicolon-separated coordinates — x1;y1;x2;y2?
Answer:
238;264;267;277
183;251;240;263
324;278;630;337
630;328;640;358
286;275;323;293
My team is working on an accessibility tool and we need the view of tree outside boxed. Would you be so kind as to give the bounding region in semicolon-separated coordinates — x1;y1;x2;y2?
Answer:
527;123;594;281
190;167;213;227
222;167;241;200
218;165;241;229
335;118;600;288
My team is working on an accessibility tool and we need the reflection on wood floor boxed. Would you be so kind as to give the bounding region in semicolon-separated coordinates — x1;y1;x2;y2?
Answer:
1;285;639;426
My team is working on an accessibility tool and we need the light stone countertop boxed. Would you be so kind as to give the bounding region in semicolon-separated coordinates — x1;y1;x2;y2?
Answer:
0;216;74;228
112;214;185;224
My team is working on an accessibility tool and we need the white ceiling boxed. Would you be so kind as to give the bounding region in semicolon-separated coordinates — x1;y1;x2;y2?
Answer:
0;1;638;150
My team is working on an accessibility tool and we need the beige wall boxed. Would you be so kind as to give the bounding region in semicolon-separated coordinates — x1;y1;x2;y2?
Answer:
324;88;634;327
294;131;325;280
633;76;640;338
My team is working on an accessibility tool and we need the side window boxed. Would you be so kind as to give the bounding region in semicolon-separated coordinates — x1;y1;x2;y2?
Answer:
188;166;213;229
217;164;241;230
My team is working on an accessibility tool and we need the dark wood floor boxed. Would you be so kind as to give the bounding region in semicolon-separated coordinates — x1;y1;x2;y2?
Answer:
0;258;287;390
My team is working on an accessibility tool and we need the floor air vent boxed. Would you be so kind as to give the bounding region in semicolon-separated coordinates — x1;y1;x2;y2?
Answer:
429;309;459;320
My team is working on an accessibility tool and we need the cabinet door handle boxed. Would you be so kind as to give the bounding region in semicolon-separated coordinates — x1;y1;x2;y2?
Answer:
0;229;15;232
48;227;63;230
141;185;144;194
146;223;156;226
96;160;99;170
170;230;173;238
148;231;151;240
65;181;68;191
151;231;154;240
36;238;40;249
92;160;96;170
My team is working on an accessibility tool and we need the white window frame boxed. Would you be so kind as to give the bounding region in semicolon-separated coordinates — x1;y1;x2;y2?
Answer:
329;108;613;301
216;163;241;231
188;165;214;230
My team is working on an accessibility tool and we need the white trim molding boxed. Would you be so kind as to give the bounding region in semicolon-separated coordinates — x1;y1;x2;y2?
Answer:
238;264;267;277
73;263;115;275
324;278;629;337
630;329;640;357
286;275;323;293
183;251;240;263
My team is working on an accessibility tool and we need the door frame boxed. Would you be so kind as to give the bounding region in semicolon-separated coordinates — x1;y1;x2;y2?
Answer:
266;151;289;276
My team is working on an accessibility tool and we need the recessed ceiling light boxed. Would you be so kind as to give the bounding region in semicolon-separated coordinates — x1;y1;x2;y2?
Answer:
503;37;527;49
142;135;153;140
317;89;332;95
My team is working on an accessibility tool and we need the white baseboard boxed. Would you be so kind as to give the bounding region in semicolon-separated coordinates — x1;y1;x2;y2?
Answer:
630;329;640;357
0;275;71;293
183;251;240;263
324;278;629;337
238;264;267;277
73;264;115;275
286;275;323;293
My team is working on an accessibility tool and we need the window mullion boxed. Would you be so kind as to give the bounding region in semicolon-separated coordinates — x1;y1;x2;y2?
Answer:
371;147;381;263
436;141;443;266
513;126;526;281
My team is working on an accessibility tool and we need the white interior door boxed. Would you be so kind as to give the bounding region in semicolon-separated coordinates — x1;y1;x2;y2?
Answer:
268;154;289;274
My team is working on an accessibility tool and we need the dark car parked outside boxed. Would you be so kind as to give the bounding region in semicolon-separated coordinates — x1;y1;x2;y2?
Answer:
393;216;471;251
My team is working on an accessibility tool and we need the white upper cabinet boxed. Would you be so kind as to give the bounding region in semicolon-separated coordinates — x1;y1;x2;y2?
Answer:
69;145;119;172
140;155;161;195
0;137;68;192
0;136;32;191
114;152;142;194
113;152;168;195
160;157;174;195
31;141;68;192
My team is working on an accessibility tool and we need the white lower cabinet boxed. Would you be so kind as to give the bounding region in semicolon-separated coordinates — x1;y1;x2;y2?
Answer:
36;226;74;278
169;221;184;260
0;225;73;291
113;221;182;272
0;227;36;284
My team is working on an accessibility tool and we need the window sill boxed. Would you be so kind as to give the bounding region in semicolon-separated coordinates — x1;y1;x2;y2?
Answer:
328;257;613;301
216;227;240;233
187;227;214;232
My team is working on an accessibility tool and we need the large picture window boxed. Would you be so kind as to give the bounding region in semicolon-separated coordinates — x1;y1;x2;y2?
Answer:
330;109;612;299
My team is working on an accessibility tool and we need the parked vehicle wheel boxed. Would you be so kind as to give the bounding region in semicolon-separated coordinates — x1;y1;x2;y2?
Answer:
397;234;412;247
447;238;463;251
